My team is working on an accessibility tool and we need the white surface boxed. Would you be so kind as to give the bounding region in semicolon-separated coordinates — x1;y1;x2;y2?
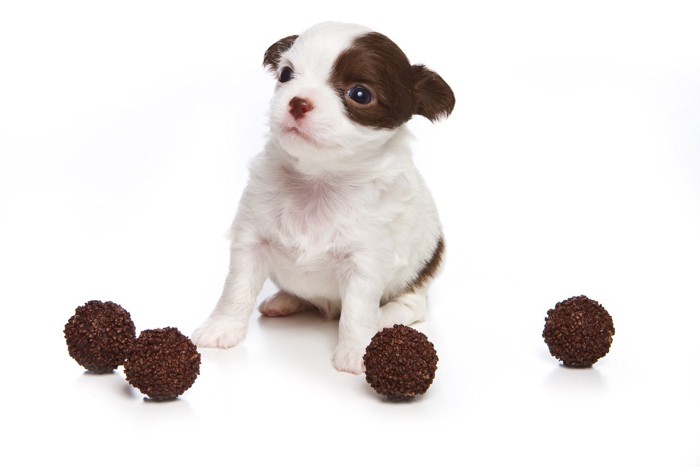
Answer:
2;1;699;466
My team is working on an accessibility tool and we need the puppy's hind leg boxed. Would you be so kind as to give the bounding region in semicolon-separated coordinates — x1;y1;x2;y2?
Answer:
259;290;316;317
379;285;429;329
379;237;444;329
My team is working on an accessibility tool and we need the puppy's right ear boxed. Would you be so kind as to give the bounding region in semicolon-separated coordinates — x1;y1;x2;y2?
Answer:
263;35;298;72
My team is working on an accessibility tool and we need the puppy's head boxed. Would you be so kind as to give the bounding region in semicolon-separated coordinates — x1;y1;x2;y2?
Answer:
262;22;455;165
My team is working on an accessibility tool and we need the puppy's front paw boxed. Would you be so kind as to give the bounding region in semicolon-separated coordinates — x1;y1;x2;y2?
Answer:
191;316;247;349
333;343;366;375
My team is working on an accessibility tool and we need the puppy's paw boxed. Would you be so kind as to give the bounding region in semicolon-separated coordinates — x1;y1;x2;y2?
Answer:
259;291;312;317
333;343;366;375
191;316;247;349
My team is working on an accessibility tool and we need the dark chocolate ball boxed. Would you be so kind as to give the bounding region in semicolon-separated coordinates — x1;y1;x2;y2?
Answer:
363;324;438;401
64;300;137;373
543;295;615;367
124;327;201;401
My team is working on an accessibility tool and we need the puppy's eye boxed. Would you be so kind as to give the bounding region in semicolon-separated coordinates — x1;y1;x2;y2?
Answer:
279;66;294;83
347;86;373;105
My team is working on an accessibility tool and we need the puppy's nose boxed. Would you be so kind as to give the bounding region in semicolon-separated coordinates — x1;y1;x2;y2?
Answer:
289;97;314;120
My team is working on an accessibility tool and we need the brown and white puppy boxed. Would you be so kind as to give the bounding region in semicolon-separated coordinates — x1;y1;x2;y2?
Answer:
192;22;454;374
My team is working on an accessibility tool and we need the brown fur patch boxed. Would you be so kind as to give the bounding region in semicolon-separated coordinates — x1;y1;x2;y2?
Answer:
331;32;414;129
407;237;445;293
330;32;455;129
263;34;298;71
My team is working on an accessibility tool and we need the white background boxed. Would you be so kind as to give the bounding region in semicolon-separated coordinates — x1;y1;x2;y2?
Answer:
1;1;699;465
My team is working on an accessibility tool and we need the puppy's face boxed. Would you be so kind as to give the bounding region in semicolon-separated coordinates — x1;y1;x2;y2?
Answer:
262;22;455;165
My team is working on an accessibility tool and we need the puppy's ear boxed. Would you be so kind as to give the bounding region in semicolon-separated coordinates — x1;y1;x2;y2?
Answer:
412;65;455;121
263;35;299;71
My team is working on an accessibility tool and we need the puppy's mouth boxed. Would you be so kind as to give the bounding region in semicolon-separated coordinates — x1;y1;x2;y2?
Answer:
283;125;316;143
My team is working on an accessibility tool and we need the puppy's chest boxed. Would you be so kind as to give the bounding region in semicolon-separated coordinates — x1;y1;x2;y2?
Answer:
278;178;347;235
261;175;377;260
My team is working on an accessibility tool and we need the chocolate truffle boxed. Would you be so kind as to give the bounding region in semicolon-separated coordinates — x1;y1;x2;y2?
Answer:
543;295;615;367
124;327;201;401
363;324;438;401
64;300;137;373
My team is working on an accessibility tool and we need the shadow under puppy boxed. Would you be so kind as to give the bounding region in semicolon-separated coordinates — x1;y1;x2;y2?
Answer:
192;22;454;374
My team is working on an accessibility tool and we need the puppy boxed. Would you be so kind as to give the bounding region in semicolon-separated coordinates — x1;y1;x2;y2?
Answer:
192;22;454;374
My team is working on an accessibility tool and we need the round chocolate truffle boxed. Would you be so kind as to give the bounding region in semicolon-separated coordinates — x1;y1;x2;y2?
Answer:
543;295;615;367
124;327;201;401
363;324;438;401
64;300;137;373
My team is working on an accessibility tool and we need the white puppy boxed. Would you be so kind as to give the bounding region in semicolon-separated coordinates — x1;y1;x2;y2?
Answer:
192;22;454;374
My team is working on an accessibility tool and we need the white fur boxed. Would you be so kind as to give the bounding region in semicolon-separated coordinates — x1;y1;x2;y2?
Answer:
192;22;443;374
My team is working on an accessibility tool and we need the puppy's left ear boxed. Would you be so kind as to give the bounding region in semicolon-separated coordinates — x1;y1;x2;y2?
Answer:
263;35;298;72
412;65;456;121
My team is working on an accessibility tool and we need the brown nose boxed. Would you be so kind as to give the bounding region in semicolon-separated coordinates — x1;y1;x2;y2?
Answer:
289;97;314;119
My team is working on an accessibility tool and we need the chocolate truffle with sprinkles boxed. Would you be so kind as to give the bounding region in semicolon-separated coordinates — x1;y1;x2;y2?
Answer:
64;300;137;373
543;295;615;367
124;327;201;401
363;324;438;401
